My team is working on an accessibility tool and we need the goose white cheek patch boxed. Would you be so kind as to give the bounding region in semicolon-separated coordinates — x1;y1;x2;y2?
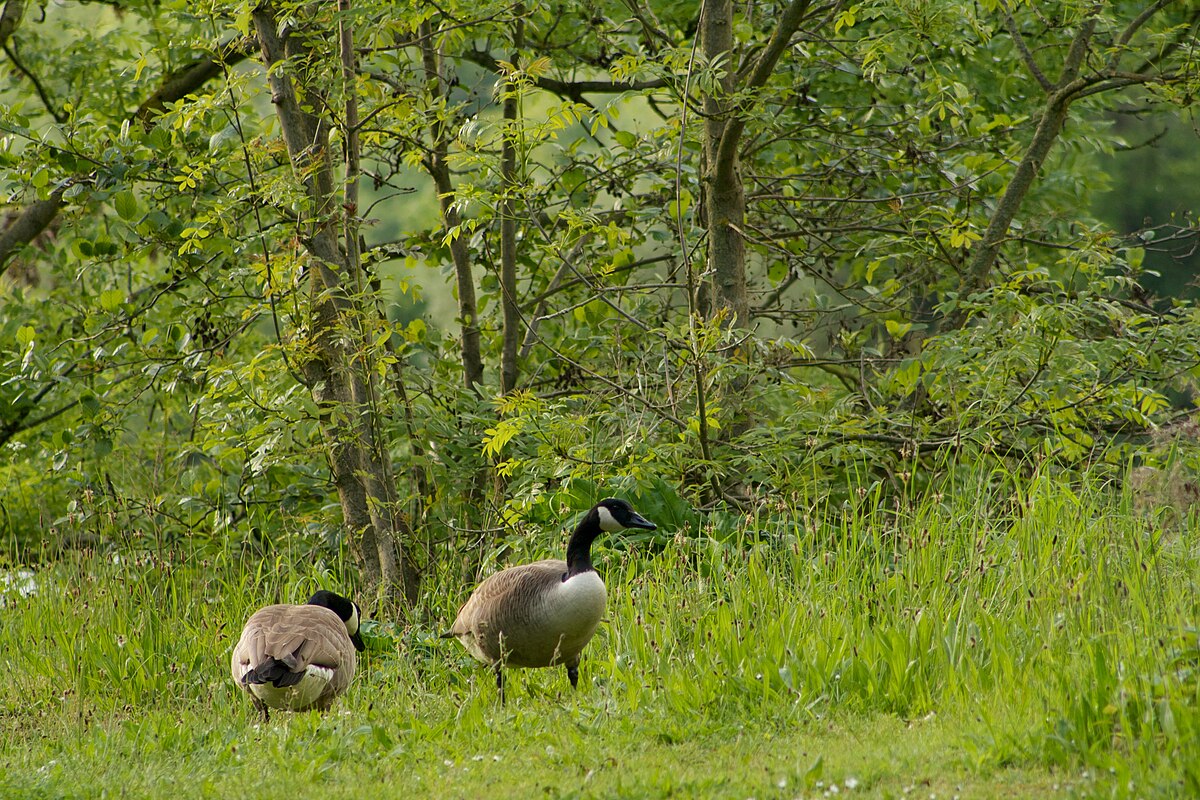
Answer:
597;506;620;532
348;604;360;636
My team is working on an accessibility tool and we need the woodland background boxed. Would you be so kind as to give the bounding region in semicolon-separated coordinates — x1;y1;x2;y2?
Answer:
2;1;1200;796
3;0;1199;600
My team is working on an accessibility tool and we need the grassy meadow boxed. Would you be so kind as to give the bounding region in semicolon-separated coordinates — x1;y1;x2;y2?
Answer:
1;471;1197;799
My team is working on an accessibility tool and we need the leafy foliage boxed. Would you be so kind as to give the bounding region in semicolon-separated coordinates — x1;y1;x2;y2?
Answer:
1;1;1199;589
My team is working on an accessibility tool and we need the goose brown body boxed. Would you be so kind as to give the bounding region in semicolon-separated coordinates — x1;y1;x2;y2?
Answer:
231;592;363;719
444;498;656;701
449;558;606;669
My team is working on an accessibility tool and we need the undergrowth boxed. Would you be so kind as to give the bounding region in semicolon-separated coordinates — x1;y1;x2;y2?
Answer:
0;469;1196;798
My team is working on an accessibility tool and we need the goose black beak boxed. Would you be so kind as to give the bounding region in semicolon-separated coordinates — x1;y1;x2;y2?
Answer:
350;630;366;652
627;512;656;531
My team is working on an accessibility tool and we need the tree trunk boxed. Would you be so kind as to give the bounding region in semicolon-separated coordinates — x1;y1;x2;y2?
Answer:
499;10;526;395
699;0;813;329
253;4;420;611
699;0;744;326
419;26;485;395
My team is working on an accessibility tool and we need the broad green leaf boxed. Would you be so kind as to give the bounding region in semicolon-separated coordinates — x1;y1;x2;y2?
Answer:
113;191;138;220
100;289;125;311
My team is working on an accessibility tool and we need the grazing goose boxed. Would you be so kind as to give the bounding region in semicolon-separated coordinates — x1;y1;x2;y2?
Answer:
443;497;656;702
231;590;365;720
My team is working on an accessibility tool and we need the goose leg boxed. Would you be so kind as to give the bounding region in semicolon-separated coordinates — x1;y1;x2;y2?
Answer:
495;665;506;705
567;664;579;690
251;695;270;723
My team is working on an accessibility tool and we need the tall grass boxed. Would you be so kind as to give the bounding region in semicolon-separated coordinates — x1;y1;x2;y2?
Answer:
1;467;1196;797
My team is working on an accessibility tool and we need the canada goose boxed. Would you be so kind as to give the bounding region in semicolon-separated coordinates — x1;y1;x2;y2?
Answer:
230;590;365;720
443;498;656;702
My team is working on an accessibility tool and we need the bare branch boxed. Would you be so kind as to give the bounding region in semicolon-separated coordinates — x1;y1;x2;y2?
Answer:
1107;0;1178;73
462;47;670;102
2;39;64;122
955;11;1101;311
999;0;1052;92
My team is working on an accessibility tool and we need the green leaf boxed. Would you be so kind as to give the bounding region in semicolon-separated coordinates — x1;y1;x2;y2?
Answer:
100;289;125;311
885;319;913;339
16;325;35;348
113;190;139;220
80;395;101;417
482;418;524;460
613;130;637;149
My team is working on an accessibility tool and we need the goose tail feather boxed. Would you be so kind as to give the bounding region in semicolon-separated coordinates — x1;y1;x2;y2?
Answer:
244;657;304;688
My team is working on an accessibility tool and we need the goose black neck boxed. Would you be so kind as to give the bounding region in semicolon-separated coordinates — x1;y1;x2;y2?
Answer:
564;508;602;578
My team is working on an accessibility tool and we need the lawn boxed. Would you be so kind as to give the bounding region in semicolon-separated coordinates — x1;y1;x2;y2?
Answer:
1;473;1196;798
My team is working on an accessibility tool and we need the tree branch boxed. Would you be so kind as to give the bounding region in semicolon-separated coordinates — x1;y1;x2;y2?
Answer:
0;0;24;47
134;38;254;127
0;41;252;272
462;47;669;102
1107;0;1177;73
713;0;813;183
999;0;1052;92
0;180;70;269
2;39;64;122
954;11;1101;313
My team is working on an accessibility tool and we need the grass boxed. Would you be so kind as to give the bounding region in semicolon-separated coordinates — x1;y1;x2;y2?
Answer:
1;470;1197;798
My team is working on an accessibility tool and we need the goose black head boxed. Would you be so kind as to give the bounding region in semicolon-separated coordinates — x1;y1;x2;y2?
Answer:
565;498;657;577
594;497;657;533
307;590;366;652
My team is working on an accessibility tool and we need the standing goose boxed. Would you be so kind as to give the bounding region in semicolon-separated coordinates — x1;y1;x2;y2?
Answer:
443;497;656;702
231;590;365;720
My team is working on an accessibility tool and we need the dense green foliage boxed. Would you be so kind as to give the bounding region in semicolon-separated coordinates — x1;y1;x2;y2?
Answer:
2;0;1199;571
1;477;1197;797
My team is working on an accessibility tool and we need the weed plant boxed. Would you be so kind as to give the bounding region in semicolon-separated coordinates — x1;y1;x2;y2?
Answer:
0;468;1196;798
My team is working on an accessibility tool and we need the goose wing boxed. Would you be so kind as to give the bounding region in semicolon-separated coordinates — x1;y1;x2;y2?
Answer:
232;604;355;685
448;560;565;660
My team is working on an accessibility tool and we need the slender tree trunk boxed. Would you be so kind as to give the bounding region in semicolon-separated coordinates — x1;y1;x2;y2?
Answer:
254;4;420;610
419;26;485;394
499;10;525;395
699;0;742;325
699;0;813;328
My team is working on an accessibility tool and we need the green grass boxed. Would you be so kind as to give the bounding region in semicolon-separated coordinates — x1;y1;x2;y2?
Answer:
1;471;1197;798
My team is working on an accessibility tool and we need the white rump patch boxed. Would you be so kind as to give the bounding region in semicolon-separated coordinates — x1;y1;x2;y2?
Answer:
596;506;621;532
249;665;335;710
